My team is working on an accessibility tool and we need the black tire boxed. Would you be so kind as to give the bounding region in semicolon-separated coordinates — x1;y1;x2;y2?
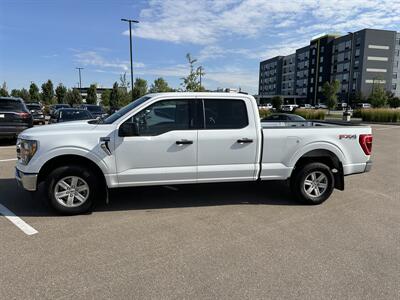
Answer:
291;162;334;205
46;165;99;215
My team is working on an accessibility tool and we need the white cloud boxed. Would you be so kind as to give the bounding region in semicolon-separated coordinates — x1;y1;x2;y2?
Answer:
73;50;145;72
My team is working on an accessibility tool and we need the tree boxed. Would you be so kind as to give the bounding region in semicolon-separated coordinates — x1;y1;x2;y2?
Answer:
55;84;67;104
149;77;174;93
86;84;97;104
11;89;21;98
119;72;130;90
64;89;82;106
368;82;388;108
132;78;148;101
19;88;30;102
110;82;122;111
29;82;40;101
322;80;340;112
388;96;400;108
349;91;365;105
0;82;9;97
181;53;205;92
100;89;111;107
271;96;283;110
41;80;55;104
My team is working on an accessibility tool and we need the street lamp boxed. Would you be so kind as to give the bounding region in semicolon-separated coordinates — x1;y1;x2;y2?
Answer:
121;18;139;102
76;67;84;89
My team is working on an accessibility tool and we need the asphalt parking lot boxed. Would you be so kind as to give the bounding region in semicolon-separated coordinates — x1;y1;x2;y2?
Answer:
0;124;399;299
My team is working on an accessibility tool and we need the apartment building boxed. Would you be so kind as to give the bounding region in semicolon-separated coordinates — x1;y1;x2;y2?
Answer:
258;29;400;105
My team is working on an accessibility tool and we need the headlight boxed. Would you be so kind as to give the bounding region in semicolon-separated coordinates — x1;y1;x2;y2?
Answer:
16;139;38;165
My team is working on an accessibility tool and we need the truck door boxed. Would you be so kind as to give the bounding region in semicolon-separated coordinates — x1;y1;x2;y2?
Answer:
114;98;199;186
197;98;259;182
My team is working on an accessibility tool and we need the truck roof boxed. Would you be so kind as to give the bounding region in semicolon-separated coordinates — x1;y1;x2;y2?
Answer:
146;92;254;99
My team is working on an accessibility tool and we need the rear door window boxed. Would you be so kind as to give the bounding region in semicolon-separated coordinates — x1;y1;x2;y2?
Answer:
203;99;248;129
0;99;24;111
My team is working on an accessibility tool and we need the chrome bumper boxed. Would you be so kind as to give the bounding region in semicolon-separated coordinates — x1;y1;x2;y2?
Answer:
15;168;38;191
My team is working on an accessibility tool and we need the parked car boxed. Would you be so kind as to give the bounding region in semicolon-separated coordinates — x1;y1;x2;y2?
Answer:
299;104;314;109
315;103;328;109
49;104;71;117
259;103;273;109
337;102;348;110
262;113;306;122
26;103;45;125
49;108;94;123
281;104;299;112
79;104;107;119
0;97;33;138
355;103;371;109
15;92;373;215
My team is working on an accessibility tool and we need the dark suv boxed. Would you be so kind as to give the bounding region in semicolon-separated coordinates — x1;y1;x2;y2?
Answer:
0;97;33;138
80;104;107;119
26;102;45;125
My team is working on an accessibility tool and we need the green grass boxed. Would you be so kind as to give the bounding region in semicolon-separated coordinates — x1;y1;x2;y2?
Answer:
294;109;326;120
353;109;400;123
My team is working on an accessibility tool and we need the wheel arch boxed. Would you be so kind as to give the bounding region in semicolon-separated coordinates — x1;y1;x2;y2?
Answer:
291;149;344;190
37;154;107;190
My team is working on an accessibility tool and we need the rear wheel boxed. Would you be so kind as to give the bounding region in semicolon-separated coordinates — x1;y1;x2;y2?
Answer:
46;165;98;214
291;162;334;205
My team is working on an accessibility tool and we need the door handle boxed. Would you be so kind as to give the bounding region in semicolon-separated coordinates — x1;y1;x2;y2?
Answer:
176;139;193;145
237;138;253;144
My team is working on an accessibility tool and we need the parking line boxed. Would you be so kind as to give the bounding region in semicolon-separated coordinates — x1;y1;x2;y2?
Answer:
0;146;16;149
0;158;17;162
0;203;38;236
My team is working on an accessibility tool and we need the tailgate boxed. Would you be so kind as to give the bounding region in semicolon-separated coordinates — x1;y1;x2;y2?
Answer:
0;111;28;126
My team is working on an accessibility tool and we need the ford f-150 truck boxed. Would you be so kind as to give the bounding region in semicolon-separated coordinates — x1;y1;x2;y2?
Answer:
15;93;373;214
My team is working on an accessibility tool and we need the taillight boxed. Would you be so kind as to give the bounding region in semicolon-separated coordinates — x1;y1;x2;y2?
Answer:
359;134;373;155
17;112;30;118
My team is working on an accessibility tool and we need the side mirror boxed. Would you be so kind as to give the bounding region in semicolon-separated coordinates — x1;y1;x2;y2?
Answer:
118;122;139;137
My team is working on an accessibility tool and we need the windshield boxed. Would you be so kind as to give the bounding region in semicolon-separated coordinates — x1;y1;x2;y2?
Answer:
60;110;92;121
103;96;151;124
87;106;103;112
27;104;41;110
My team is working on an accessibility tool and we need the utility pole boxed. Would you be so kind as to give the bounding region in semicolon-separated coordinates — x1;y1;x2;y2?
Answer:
76;67;84;89
121;18;139;102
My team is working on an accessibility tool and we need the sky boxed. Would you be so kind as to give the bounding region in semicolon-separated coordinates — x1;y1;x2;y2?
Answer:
1;0;400;95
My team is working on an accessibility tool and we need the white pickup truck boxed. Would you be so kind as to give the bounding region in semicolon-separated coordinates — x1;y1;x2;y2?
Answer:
15;93;373;214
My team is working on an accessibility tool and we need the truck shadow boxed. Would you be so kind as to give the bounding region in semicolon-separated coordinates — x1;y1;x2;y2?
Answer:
0;179;300;217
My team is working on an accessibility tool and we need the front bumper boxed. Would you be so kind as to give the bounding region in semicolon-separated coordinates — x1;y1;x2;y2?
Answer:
364;160;372;172
15;168;38;191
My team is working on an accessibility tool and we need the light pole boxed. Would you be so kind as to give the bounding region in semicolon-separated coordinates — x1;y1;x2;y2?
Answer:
121;18;139;102
76;67;84;89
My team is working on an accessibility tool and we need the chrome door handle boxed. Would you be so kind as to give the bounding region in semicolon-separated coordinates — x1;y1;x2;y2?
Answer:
237;138;253;144
176;139;193;145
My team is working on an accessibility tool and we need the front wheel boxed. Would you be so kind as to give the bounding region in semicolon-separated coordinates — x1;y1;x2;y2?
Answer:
46;165;99;215
291;162;334;205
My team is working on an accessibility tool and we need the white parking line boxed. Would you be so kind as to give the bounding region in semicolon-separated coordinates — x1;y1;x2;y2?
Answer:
0;158;17;162
0;146;16;149
0;203;38;236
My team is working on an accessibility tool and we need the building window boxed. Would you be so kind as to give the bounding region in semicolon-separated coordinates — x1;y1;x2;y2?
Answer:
320;46;324;53
356;37;361;46
311;68;315;74
338;53;344;62
318;76;322;82
310;87;313;92
345;40;352;49
355;48;360;57
320;56;324;63
366;68;387;73
319;66;323;73
368;45;390;50
338;42;345;52
318;86;322;92
310;78;314;83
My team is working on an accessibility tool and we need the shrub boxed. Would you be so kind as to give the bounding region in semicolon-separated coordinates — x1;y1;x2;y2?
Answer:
259;108;271;119
294;109;326;120
356;108;400;123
